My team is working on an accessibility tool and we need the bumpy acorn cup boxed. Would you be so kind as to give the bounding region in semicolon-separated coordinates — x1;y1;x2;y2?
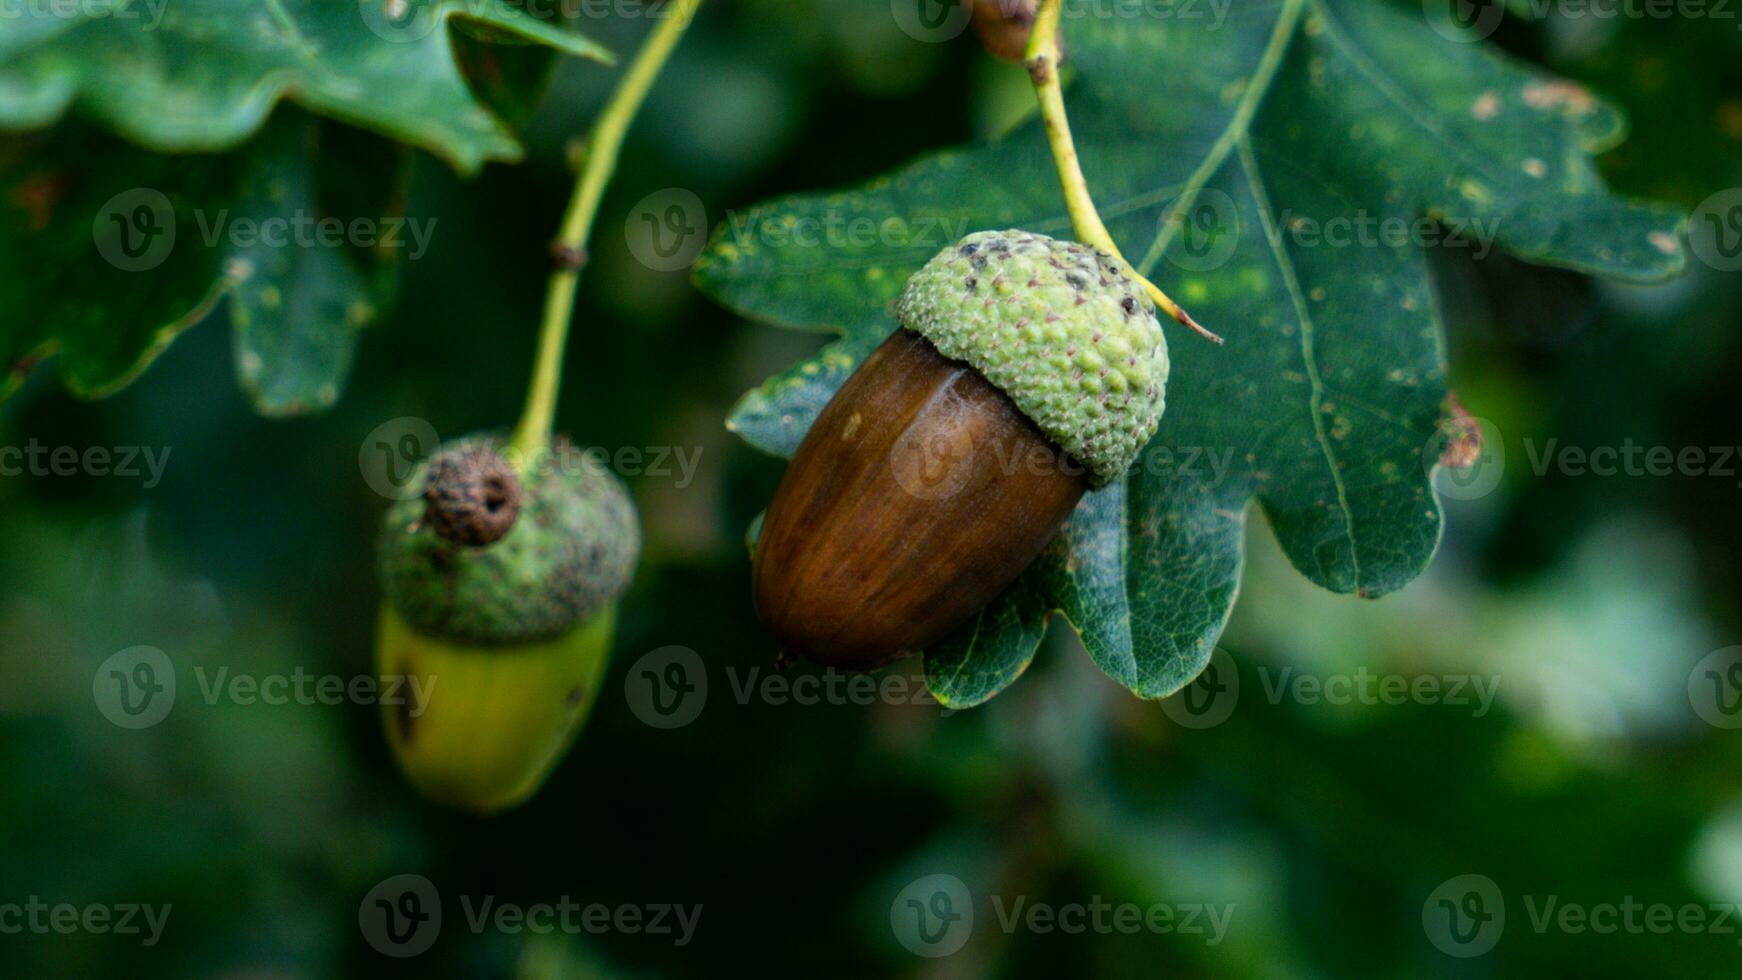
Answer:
376;436;639;813
753;230;1169;671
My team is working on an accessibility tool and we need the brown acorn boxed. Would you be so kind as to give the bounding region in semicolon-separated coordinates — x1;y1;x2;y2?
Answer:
752;230;1171;670
970;0;1043;64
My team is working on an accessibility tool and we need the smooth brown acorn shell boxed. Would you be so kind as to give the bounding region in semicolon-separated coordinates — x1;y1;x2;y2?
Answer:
752;328;1090;671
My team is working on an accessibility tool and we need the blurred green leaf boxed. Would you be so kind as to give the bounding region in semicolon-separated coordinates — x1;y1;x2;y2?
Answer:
0;126;240;400
0;112;406;414
0;0;612;174
227;117;410;415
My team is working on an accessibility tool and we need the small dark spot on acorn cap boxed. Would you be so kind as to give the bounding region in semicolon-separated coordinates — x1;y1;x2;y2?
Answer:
1066;273;1088;291
959;242;979;255
964;276;978;292
1121;296;1137;315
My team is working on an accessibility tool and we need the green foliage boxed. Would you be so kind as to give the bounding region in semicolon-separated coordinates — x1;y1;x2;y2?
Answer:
0;2;608;413
693;0;1687;705
0;0;611;170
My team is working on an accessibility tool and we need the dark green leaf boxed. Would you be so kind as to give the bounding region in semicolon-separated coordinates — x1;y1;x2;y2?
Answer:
0;112;408;413
695;0;1686;707
0;127;239;400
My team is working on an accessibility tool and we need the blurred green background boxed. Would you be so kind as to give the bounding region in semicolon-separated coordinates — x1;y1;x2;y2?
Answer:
3;2;1742;976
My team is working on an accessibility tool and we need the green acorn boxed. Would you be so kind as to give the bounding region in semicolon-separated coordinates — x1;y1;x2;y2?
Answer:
376;434;639;813
753;230;1168;670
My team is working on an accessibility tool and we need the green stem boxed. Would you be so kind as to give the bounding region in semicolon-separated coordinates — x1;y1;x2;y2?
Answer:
509;0;703;462
1022;0;1220;345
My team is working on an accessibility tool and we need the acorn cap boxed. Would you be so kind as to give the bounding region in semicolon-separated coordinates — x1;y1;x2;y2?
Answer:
378;434;640;646
894;230;1168;487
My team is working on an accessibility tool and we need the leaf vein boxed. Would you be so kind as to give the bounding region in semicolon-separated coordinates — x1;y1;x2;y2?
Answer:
1236;134;1362;588
1134;0;1306;278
